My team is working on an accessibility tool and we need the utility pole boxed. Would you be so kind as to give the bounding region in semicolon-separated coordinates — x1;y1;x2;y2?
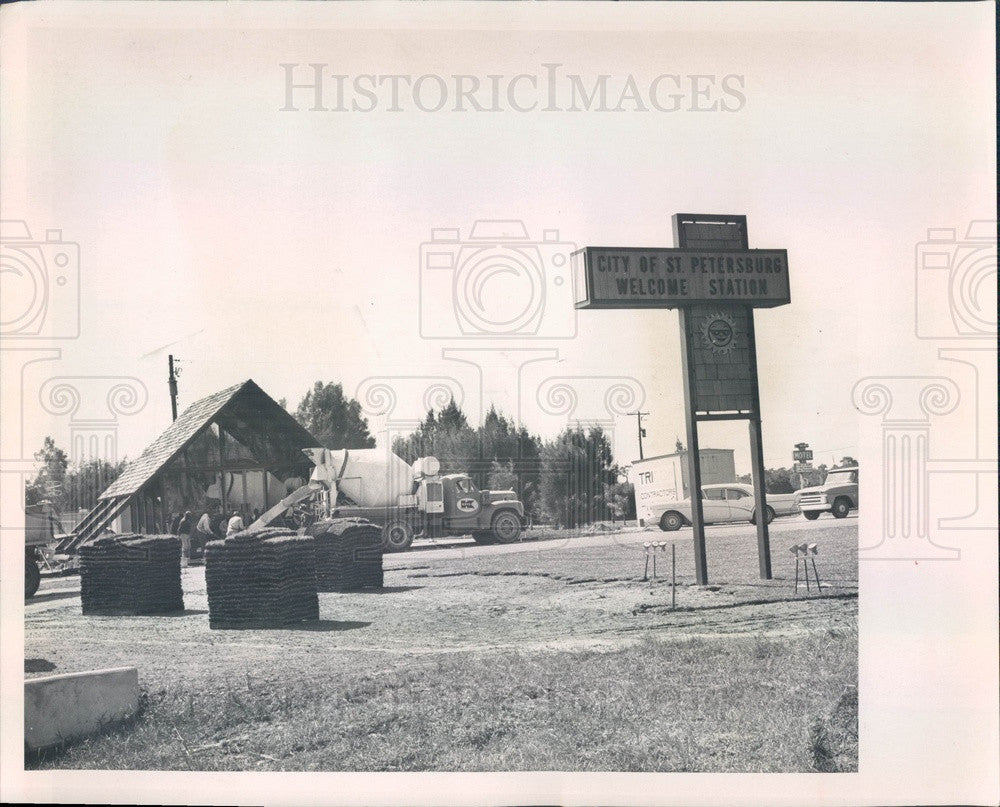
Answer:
168;354;179;421
627;411;649;460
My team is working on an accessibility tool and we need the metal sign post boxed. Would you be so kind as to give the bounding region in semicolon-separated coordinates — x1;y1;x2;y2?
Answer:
793;444;814;488
575;213;791;584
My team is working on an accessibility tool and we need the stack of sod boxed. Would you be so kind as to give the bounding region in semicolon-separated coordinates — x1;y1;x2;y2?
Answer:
79;534;184;615
307;518;384;592
204;528;319;629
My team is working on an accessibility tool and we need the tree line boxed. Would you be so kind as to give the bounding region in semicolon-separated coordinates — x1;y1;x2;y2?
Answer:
25;378;854;527
24;436;127;516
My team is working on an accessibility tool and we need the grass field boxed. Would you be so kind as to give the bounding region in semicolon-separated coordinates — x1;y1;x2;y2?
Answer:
26;520;857;771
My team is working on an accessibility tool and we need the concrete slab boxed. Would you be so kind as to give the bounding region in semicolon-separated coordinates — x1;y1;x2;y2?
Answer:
24;667;139;750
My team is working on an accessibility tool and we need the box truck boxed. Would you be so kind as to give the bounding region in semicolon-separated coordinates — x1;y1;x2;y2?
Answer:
631;449;736;526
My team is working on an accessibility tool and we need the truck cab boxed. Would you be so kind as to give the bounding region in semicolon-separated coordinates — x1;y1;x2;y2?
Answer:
796;466;859;519
440;474;526;544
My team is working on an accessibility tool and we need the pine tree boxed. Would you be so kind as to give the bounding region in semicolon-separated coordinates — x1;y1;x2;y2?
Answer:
437;398;469;432
25;437;69;506
293;381;376;450
539;425;618;528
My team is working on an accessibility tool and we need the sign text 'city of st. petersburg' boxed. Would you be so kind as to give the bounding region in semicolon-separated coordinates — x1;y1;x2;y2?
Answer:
573;247;790;309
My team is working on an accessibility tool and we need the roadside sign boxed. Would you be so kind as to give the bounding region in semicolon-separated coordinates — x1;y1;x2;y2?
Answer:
573;247;791;309
794;462;813;474
793;449;813;462
577;213;788;585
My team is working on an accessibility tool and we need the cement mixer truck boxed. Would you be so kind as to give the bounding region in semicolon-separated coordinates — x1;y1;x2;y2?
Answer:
247;448;526;551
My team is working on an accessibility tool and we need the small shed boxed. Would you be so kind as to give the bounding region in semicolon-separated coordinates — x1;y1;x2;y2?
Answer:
60;380;319;552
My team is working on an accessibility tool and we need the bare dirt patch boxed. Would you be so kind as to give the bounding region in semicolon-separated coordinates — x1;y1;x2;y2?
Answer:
27;523;855;680
25;521;857;771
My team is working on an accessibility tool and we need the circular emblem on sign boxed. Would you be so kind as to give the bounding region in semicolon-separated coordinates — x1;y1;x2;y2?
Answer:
457;497;480;513
701;312;737;354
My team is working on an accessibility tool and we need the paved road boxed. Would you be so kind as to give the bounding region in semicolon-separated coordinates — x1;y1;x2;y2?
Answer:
32;513;857;598
388;512;858;565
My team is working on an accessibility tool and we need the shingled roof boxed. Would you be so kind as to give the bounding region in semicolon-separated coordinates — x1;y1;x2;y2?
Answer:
100;379;318;499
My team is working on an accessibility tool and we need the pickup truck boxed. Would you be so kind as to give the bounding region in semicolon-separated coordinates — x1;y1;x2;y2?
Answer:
796;466;859;519
651;483;799;531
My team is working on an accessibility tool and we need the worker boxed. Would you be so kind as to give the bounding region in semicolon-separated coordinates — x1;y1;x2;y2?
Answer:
175;510;194;567
194;509;215;557
210;508;225;538
226;510;245;537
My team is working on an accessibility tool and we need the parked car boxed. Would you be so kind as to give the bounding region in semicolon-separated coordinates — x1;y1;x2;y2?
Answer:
651;483;799;531
796;466;859;519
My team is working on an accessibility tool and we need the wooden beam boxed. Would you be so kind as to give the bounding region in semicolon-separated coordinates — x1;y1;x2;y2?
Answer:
746;311;773;580
678;307;708;585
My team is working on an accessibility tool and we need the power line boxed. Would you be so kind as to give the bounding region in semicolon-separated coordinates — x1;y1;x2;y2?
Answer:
626;411;649;460
168;355;181;422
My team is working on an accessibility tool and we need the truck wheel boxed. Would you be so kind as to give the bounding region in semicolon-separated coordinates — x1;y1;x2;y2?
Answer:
382;520;414;552
491;511;522;544
660;511;684;532
831;498;851;519
471;531;496;545
803;511;821;521
25;556;41;599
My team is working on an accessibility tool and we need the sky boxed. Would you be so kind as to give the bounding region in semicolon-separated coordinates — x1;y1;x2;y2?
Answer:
2;2;994;476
